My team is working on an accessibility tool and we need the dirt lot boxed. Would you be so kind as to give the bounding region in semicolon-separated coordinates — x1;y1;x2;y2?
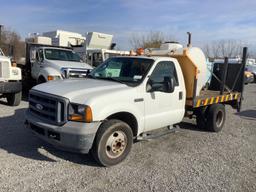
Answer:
0;84;256;192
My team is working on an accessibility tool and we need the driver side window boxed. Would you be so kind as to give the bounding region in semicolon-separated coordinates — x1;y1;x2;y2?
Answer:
150;61;179;86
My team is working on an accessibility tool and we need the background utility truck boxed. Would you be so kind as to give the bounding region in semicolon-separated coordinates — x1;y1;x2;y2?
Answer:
21;36;92;87
0;48;22;106
73;32;130;67
25;35;246;166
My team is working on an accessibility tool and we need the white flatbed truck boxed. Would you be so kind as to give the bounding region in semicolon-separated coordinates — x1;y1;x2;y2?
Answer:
25;37;246;166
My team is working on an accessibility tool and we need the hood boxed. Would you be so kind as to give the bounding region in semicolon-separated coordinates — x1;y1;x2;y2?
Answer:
32;78;129;103
45;59;93;70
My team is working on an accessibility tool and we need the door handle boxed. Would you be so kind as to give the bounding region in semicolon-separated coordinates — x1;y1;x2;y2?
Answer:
179;91;183;100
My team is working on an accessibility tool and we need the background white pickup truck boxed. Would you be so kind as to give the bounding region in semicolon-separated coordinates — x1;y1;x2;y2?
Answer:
22;43;93;84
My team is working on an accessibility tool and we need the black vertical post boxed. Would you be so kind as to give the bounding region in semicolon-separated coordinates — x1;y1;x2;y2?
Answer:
0;25;2;48
187;32;191;47
240;47;247;94
237;47;248;112
220;57;229;95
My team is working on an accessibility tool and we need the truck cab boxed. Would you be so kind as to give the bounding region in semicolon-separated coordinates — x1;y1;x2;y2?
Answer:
0;48;22;106
85;49;130;67
25;56;185;165
26;44;93;84
73;32;130;67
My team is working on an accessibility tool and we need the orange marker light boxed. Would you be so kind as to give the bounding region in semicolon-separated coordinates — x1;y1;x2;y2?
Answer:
47;76;54;81
85;106;93;123
136;48;144;55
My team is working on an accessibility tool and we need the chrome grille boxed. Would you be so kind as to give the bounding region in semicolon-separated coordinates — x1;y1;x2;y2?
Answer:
68;69;89;78
0;61;10;79
62;68;90;79
29;90;68;125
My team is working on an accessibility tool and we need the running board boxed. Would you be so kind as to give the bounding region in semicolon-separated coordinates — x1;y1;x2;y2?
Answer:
136;125;180;141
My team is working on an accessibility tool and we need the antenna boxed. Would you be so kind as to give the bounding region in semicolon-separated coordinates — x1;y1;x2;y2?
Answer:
187;32;192;47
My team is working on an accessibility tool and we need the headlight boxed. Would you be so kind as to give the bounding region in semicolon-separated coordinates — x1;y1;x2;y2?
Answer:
68;103;93;123
47;75;61;81
11;69;19;76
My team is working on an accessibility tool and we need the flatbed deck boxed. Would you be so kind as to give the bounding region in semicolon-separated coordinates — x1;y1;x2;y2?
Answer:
186;90;240;108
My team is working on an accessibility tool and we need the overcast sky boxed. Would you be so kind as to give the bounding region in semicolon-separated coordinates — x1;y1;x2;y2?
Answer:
0;0;256;50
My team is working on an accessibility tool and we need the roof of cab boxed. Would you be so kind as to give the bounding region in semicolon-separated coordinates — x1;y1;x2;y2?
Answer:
112;55;176;62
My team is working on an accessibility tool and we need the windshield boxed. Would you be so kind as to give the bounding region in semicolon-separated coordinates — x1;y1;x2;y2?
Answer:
44;49;81;62
89;57;154;86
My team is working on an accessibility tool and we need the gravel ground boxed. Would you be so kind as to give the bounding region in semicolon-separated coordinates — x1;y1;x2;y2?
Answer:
0;84;255;192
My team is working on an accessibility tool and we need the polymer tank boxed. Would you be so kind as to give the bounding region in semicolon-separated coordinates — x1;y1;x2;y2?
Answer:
146;43;207;98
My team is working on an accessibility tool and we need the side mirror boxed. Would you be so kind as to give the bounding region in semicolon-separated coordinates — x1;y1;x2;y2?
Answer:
146;76;175;93
163;76;175;93
30;50;36;63
39;56;44;63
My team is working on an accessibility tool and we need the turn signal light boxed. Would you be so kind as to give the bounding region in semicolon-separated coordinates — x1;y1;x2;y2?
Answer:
47;76;54;81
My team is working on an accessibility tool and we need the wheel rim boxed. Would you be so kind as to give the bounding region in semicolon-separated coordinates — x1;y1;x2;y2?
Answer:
216;110;224;128
105;130;127;159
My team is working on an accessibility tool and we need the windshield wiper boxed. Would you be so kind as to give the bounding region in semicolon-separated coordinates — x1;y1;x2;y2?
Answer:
102;77;127;84
87;75;132;86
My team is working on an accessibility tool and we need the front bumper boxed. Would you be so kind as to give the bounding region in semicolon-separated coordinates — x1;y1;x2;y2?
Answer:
0;81;22;94
245;76;254;84
25;110;101;154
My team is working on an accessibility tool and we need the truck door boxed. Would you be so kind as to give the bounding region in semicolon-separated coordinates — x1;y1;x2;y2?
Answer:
144;61;185;132
31;49;44;79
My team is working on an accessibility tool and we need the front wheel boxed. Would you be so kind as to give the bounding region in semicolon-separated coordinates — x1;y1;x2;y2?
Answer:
91;119;133;167
6;91;22;106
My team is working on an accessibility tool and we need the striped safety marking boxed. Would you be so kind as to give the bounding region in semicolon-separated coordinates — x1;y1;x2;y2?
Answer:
194;93;240;108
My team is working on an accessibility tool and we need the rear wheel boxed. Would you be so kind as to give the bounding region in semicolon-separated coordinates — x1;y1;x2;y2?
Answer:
91;119;133;167
206;104;226;132
6;91;22;106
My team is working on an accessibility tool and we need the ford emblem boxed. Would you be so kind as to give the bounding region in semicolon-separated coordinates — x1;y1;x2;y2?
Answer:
36;103;43;110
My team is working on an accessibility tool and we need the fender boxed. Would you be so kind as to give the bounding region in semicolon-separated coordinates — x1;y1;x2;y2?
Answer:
37;67;62;82
92;100;145;135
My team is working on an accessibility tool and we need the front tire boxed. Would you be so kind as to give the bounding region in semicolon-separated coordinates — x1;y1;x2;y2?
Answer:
6;91;22;106
206;104;226;132
91;119;133;167
37;76;47;84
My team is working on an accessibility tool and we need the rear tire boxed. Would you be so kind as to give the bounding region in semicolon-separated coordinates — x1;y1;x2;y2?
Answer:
6;91;22;106
206;104;226;132
91;119;133;167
